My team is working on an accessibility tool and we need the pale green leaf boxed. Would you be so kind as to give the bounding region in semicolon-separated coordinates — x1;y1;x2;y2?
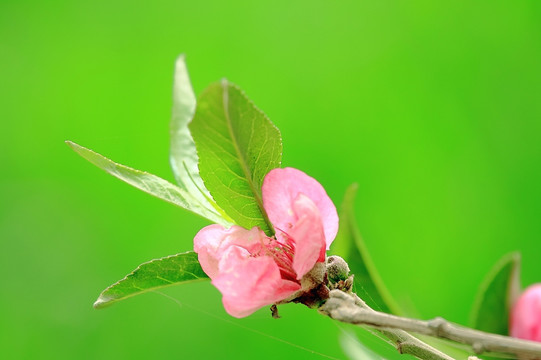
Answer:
332;184;401;314
469;252;521;335
94;251;208;309
169;55;231;222
189;80;282;235
66;141;232;226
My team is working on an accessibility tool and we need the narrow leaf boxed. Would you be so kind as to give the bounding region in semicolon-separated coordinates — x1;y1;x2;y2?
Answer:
332;184;401;314
169;55;230;222
94;251;208;309
189;80;282;235
334;188;471;358
469;252;521;335
66;141;232;226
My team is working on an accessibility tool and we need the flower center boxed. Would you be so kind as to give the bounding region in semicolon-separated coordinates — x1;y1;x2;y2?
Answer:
254;232;297;282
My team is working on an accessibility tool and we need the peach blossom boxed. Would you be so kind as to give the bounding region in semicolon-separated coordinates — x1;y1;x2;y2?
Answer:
510;284;541;342
193;168;338;317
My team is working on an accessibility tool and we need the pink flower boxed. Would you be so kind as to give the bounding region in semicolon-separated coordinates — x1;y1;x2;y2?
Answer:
510;284;541;342
193;167;338;318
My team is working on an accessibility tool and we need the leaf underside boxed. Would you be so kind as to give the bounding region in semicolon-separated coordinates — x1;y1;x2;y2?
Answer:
66;141;231;226
94;251;208;309
189;80;282;236
469;252;521;335
169;55;232;223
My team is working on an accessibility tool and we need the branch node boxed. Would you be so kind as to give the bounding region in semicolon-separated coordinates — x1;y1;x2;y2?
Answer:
428;317;447;336
472;342;485;354
328;289;353;303
320;289;541;359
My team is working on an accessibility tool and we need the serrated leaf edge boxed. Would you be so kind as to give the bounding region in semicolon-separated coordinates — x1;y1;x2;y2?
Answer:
220;79;277;234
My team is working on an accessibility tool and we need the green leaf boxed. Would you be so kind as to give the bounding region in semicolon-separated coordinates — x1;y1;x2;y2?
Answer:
334;188;471;359
331;184;401;314
169;55;232;223
332;184;493;359
189;80;282;235
66;141;232;226
469;252;521;335
94;251;208;309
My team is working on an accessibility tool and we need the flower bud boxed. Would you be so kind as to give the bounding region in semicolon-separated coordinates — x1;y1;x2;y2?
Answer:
326;255;350;283
510;284;541;342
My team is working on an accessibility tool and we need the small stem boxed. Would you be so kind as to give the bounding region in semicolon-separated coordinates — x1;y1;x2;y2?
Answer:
320;290;541;359
320;290;454;360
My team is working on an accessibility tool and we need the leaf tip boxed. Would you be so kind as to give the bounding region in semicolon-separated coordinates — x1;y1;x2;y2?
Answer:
343;183;359;205
65;140;82;153
469;251;523;330
93;295;112;309
174;53;188;68
508;251;521;263
347;182;359;193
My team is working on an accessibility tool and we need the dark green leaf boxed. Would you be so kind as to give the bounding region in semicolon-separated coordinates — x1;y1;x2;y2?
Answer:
469;252;521;335
169;55;232;223
189;80;282;235
332;184;401;314
66;141;231;226
94;251;208;309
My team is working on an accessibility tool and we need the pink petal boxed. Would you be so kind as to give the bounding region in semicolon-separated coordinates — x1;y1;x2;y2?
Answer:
262;167;338;249
511;284;541;342
289;194;326;279
193;224;267;278
213;246;301;318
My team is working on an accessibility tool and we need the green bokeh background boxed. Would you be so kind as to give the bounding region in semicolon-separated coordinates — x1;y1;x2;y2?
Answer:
2;1;540;359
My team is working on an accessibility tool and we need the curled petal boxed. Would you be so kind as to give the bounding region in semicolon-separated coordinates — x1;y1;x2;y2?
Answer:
289;194;326;279
193;224;267;278
262;167;338;249
213;246;301;318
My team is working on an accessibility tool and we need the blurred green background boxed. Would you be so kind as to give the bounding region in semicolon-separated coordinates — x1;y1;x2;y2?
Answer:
2;1;541;359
